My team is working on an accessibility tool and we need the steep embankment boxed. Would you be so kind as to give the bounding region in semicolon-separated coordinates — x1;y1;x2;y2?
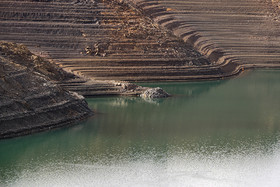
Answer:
0;42;93;139
0;0;238;81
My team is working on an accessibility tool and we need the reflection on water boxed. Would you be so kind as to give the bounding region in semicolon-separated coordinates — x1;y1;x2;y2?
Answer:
1;70;280;186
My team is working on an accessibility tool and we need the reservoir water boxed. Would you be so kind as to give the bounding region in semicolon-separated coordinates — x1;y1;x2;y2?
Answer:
1;70;280;186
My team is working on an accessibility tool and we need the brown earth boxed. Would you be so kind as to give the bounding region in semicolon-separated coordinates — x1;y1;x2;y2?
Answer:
0;0;243;82
125;0;280;71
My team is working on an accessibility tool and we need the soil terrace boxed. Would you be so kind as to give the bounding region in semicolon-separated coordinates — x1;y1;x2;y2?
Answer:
125;0;280;70
0;0;242;82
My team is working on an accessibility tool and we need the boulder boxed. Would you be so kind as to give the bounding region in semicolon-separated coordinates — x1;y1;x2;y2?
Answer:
140;87;170;99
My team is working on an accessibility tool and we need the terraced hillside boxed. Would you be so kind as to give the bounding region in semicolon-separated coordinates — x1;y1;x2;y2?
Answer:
126;0;280;69
0;0;240;81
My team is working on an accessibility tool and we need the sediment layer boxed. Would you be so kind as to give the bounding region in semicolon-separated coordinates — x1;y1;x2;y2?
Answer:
1;0;279;81
125;0;280;70
0;0;241;81
0;42;93;139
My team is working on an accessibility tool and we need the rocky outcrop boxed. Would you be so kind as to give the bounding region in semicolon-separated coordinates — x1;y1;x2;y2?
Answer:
140;87;170;99
0;42;93;139
0;42;75;82
58;77;152;96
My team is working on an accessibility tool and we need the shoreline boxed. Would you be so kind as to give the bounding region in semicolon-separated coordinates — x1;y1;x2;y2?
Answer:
1;0;280;138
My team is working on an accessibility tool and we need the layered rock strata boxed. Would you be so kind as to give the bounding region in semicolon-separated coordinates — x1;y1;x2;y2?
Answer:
125;0;280;71
0;0;237;81
0;42;93;139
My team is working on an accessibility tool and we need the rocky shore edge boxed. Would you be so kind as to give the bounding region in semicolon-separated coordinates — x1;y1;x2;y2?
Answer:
0;42;169;139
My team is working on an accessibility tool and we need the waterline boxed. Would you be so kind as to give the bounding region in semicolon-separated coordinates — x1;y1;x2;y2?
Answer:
1;70;280;186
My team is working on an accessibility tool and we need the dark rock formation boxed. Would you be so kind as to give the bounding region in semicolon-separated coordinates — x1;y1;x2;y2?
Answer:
0;42;93;139
140;87;170;99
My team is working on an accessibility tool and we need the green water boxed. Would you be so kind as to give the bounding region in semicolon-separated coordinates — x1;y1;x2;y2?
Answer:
1;70;280;186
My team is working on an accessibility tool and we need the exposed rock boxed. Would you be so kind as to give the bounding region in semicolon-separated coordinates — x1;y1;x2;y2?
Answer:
0;42;93;139
120;82;138;90
140;87;170;99
0;42;75;82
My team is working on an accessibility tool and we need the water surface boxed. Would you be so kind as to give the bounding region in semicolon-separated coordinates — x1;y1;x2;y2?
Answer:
1;70;280;186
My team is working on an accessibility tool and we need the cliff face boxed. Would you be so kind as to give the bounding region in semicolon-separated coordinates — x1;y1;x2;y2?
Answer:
0;42;93;139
